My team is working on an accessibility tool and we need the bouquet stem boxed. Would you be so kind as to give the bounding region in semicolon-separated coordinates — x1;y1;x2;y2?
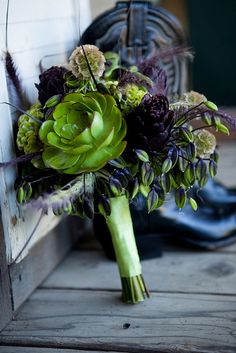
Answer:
106;195;150;303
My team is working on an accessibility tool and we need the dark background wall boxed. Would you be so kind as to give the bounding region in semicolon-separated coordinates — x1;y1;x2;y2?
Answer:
186;0;236;106
160;0;236;106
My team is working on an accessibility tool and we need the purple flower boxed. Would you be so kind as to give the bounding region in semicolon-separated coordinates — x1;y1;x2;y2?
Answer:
125;94;175;153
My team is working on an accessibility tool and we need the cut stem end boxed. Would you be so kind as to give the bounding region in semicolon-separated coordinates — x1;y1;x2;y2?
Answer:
121;275;150;304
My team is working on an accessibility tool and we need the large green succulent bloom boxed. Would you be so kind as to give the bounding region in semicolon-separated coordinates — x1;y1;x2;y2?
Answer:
39;92;127;174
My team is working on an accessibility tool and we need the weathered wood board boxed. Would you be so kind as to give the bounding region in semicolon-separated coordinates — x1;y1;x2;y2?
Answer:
42;250;236;295
9;218;80;311
0;348;119;353
1;289;236;353
0;0;91;264
0;221;12;331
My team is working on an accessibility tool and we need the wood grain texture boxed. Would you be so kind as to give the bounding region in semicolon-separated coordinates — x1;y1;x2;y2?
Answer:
9;217;85;311
0;221;12;331
0;0;91;264
1;289;236;353
0;347;118;353
42;250;236;295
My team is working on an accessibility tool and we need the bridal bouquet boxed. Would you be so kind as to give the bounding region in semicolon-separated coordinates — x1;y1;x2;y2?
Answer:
3;44;233;303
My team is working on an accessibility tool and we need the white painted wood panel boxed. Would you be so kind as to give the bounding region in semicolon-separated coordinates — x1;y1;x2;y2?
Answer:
0;0;91;263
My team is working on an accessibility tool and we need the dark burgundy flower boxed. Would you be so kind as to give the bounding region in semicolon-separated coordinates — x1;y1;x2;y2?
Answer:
125;94;174;153
35;66;67;105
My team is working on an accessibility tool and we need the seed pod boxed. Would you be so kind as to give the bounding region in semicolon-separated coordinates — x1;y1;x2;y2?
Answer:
162;158;173;174
24;182;33;201
44;94;62;108
160;173;172;193
186;142;196;161
147;189;159;213
142;167;154;187
204;100;218;111
108;158;126;169
216;123;229;135
196;159;207;181
209;160;218;177
62;200;72;214
211;150;219;163
130;177;139;200
139;184;150;198
113;170;128;188
189;197;198;211
122;167;132;181
83;196;94;219
179;127;193;142
97;82;110;95
134;149;149;162
141;162;150;184
175;186;186;209
73;200;85;218
109;176;123;196
52;203;63;216
17;186;25;204
168;146;178;167
184;162;195;184
98;195;111;217
198;174;209;188
201;112;212;125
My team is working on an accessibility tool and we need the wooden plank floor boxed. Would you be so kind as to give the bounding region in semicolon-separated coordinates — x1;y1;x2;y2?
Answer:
1;142;236;353
1;244;236;353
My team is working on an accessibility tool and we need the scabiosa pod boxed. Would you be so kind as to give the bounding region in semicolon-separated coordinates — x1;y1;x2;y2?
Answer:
69;45;106;80
193;129;216;159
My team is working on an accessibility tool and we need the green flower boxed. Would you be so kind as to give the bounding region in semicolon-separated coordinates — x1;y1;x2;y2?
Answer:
39;92;127;174
122;84;147;114
193;129;216;158
69;45;106;80
17;104;44;154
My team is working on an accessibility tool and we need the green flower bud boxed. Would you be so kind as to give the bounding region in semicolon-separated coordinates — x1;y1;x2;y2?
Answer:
189;197;198;211
204;100;218;111
98;195;111;217
186;142;196;161
109;176;123;196
196;159;207;181
162;158;173;174
17;104;44;154
16;186;25;204
39;92;127;174
135;149;149;162
69;45;106;79
147;189;159;213
44;94;62;108
130;177;139;200
193;129;216;159
209;159;218;177
184;162;195;184
123;84;147;114
175;186;186;209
